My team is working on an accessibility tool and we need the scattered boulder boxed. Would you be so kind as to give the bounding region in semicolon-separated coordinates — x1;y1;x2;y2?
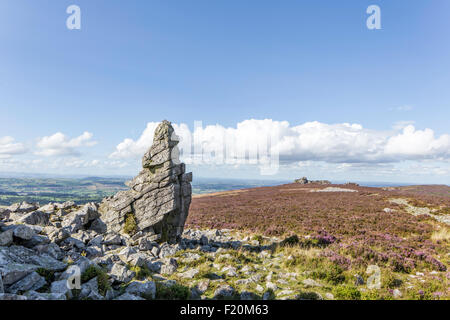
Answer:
240;291;256;300
302;278;323;288
160;258;178;275
393;289;402;298
214;284;235;299
6;271;46;294
50;280;73;299
0;293;28;300
0;229;14;246
13;225;35;241
114;293;145;300
180;268;199;279
24;290;66;300
125;280;156;299
354;274;365;286
18;211;49;226
79;277;103;300
109;263;135;284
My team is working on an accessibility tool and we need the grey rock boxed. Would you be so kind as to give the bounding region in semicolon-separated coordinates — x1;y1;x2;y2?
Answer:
222;266;238;277
38;203;56;213
48;227;70;244
159;243;179;258
63;237;86;250
90;218;107;234
72;230;92;244
56;201;75;210
18;211;49;226
139;237;155;251
127;253;148;267
22;234;50;248
34;243;63;260
266;282;278;291
0;263;38;286
0;246;66;285
180;268;199;279
160;257;178;275
200;235;208;245
7;271;46;294
0;274;3;293
88;235;104;247
125;280;156;299
86;246;103;258
182;252;200;262
99;120;192;244
354;274;365;286
114;293;145;300
213;284;235;299
302;278;323;288
262;291;273;300
0;229;13;246
13;225;35;240
105;288;118;300
50;280;73;299
0;208;9;220
325;292;335;300
0;293;27;300
16;202;39;213
240;291;256;300
61;213;84;234
393;289;402;298
103;233;122;245
196;280;209;294
79;277;103;300
109;263;135;283
146;260;163;273
118;246;137;263
255;284;264;293
24;290;66;300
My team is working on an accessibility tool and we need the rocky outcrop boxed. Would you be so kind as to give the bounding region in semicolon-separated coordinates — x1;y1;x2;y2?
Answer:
99;120;192;244
294;177;331;185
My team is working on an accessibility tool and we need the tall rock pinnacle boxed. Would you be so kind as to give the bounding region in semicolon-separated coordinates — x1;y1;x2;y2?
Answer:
99;120;192;244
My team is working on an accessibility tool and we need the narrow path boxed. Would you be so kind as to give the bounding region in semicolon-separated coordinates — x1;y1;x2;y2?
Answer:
389;198;450;225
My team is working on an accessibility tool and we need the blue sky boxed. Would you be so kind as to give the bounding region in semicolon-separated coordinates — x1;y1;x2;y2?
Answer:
0;1;449;184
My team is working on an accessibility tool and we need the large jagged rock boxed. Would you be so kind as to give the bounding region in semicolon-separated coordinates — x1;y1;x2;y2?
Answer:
99;120;192;244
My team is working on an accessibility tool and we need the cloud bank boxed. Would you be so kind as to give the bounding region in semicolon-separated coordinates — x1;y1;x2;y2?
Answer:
109;120;450;165
36;132;97;157
0;136;27;158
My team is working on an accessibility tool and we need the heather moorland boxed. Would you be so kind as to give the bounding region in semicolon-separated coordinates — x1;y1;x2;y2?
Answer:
186;183;450;299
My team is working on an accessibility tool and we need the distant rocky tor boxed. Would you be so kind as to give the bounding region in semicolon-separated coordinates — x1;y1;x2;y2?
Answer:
100;120;192;244
294;177;331;185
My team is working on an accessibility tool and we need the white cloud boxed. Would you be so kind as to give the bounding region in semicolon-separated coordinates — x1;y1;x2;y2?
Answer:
385;125;450;159
0;136;27;158
392;120;415;130
36;132;97;156
110;120;450;165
